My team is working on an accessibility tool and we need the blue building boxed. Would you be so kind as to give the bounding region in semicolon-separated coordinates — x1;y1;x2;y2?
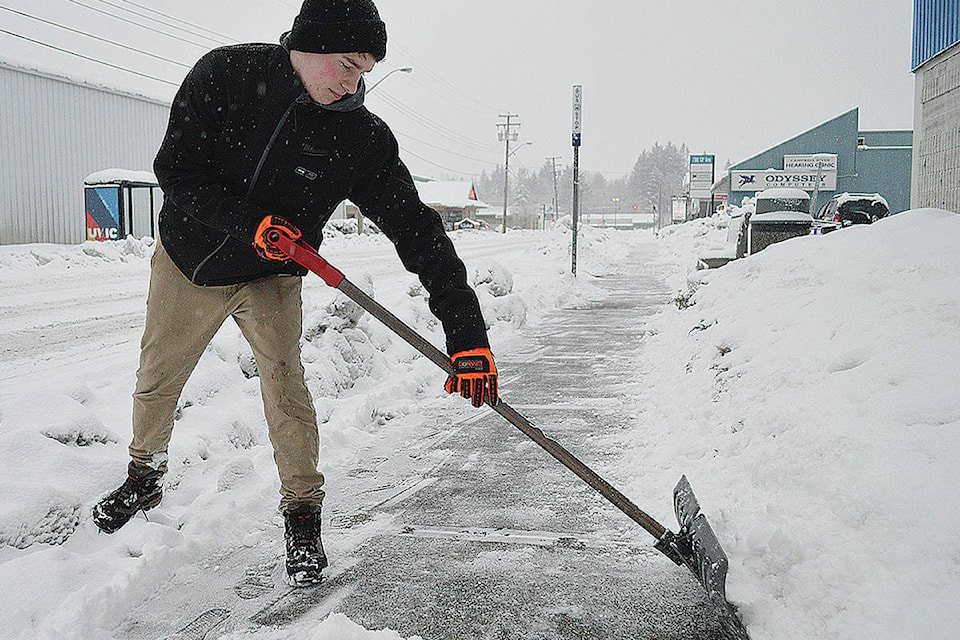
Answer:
727;108;913;215
911;0;960;213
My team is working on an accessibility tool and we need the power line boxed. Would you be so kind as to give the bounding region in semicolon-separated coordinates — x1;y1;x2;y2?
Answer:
0;6;191;69
393;129;498;166
107;0;238;44
374;91;497;152
89;0;231;45
65;0;214;50
397;145;479;178
372;90;499;153
390;41;506;114
405;72;495;118
0;28;180;86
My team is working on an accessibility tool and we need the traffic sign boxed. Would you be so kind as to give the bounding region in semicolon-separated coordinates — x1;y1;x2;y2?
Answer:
572;85;582;147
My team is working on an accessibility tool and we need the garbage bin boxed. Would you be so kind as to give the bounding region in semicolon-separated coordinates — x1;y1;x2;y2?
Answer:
748;211;813;254
84;169;160;241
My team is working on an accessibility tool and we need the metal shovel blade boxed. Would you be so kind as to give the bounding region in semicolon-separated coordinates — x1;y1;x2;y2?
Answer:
661;475;749;639
673;474;730;601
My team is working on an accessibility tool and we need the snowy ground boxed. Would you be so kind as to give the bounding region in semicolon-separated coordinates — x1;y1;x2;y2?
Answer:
1;209;958;639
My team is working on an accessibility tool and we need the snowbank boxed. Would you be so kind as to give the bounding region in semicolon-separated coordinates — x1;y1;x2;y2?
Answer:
0;224;622;639
2;210;958;639
633;209;960;639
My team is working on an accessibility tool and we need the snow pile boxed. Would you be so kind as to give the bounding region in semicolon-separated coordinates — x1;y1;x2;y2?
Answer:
0;236;155;271
0;224;624;639
0;391;119;549
2;210;958;639
624;208;960;639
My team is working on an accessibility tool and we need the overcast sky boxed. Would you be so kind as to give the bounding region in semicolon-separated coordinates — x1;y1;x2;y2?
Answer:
1;0;916;181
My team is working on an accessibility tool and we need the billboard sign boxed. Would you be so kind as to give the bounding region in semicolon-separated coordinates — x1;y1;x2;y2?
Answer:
672;197;687;222
731;169;836;192
85;185;122;241
689;154;714;199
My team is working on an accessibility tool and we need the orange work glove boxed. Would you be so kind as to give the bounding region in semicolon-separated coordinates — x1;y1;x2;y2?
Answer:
444;347;498;408
254;215;302;261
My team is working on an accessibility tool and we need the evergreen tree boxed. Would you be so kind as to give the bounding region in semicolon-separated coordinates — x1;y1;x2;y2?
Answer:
628;141;688;216
473;140;690;228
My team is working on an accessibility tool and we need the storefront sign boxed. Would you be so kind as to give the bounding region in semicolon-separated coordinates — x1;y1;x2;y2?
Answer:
731;169;837;191
783;154;838;172
689;154;715;199
672;197;687;222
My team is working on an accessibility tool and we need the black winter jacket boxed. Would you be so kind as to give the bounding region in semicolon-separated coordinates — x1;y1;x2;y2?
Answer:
153;42;488;354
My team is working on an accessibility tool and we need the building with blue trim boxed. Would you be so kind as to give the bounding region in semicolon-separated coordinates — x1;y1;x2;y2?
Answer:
911;0;960;212
726;108;913;215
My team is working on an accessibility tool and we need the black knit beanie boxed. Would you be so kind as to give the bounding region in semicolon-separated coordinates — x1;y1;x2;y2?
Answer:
287;0;387;61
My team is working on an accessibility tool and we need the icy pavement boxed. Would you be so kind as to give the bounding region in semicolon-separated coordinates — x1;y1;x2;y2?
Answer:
324;247;731;639
123;241;732;639
6;211;960;639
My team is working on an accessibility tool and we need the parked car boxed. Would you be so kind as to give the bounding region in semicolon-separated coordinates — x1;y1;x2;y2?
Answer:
754;187;811;216
816;193;890;226
731;188;813;257
454;218;487;231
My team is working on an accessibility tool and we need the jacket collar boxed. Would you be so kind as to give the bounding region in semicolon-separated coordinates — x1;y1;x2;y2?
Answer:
280;32;366;113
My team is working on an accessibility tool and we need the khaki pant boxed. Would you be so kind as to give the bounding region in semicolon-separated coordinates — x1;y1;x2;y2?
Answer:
129;241;323;510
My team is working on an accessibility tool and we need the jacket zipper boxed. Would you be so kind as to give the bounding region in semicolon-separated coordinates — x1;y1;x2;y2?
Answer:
190;94;303;283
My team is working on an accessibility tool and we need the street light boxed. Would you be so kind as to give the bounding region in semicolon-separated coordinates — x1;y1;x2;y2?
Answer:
509;141;533;158
366;66;413;93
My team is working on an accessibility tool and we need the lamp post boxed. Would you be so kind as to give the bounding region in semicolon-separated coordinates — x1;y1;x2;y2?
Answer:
366;66;413;93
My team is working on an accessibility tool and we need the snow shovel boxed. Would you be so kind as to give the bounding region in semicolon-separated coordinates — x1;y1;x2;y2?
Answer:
267;232;749;639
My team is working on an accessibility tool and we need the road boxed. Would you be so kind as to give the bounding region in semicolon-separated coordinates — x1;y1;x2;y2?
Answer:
0;233;537;384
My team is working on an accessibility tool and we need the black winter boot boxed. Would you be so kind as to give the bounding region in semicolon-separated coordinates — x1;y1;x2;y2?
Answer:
284;502;327;586
92;462;163;533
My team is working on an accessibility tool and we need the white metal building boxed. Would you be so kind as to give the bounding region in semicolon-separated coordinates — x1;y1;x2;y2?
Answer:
0;62;171;245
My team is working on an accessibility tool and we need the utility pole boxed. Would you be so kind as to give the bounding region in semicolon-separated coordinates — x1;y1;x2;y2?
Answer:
547;156;562;223
497;114;520;234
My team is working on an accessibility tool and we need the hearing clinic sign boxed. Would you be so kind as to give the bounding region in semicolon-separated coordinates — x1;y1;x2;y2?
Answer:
783;154;838;172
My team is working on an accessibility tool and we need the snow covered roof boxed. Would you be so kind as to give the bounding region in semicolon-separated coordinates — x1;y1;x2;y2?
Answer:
832;192;889;207
84;169;158;186
0;60;173;107
414;180;488;209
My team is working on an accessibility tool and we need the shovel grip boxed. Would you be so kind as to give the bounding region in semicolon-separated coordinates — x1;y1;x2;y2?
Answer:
268;232;344;288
